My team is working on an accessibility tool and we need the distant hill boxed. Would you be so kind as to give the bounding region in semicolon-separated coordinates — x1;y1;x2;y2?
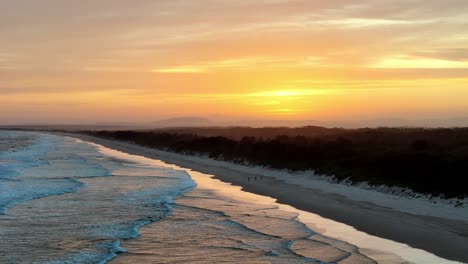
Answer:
2;116;467;131
152;116;468;129
152;117;214;128
151;117;332;128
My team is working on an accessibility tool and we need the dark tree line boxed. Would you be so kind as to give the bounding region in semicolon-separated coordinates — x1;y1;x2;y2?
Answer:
85;127;468;198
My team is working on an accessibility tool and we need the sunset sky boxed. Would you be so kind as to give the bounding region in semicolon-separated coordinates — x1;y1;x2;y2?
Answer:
1;0;468;125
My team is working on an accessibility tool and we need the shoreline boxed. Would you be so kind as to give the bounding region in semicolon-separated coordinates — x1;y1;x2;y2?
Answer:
92;139;383;263
59;133;468;263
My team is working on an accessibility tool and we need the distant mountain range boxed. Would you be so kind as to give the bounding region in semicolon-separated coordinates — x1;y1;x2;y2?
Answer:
152;117;215;127
2;116;468;130
148;116;468;128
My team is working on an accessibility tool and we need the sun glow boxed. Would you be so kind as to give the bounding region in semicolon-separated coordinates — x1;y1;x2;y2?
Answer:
241;89;337;117
249;89;335;97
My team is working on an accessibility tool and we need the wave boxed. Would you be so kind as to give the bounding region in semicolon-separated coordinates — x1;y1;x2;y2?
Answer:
0;131;51;179
0;177;84;215
43;240;127;264
0;132;113;214
0;132;198;263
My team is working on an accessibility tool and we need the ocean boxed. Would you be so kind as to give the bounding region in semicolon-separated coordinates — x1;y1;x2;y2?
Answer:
0;131;459;263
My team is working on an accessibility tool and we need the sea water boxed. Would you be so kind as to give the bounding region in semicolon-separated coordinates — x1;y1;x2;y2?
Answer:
0;131;454;263
0;131;194;263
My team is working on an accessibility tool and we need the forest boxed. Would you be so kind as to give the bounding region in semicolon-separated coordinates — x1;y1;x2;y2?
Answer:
85;127;468;198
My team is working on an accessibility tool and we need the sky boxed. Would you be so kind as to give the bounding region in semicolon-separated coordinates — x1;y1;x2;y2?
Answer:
1;0;468;125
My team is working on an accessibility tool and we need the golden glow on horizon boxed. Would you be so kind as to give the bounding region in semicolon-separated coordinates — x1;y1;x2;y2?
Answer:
249;89;336;97
1;1;468;124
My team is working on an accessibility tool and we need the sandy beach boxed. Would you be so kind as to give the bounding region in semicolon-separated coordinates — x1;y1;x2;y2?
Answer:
62;133;468;263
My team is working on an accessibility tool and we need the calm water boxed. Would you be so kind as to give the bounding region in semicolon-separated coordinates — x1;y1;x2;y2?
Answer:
0;131;417;263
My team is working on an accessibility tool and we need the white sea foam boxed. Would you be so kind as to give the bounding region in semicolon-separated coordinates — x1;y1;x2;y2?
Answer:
0;178;84;214
0;132;52;178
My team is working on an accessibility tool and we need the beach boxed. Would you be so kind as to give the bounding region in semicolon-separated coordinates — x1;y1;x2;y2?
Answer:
61;133;468;263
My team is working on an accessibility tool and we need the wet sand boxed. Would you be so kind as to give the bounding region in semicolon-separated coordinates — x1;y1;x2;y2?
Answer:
60;133;468;263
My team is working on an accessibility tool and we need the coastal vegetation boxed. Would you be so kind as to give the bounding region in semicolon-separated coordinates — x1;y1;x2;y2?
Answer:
86;127;468;198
